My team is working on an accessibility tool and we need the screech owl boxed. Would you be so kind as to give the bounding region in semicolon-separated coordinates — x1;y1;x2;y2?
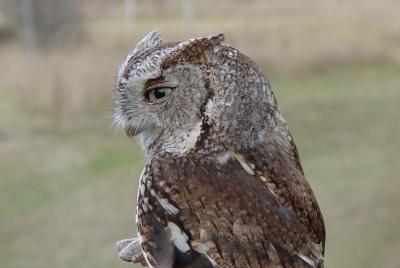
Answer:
114;30;325;268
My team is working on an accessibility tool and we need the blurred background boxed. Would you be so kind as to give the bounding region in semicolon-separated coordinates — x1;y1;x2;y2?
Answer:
0;0;399;267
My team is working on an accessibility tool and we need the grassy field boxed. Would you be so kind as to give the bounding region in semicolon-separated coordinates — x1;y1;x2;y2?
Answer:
1;0;400;267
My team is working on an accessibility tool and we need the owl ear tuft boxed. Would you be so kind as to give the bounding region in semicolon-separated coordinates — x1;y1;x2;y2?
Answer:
162;33;225;67
117;30;163;81
208;33;225;47
133;29;163;54
184;33;225;53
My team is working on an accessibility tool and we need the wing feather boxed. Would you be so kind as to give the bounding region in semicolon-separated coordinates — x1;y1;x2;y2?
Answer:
136;149;324;268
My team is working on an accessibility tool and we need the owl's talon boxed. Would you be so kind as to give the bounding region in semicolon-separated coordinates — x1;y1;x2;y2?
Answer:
116;238;135;253
116;237;148;266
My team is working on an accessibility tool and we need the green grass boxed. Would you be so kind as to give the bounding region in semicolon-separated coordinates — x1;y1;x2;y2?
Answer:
274;65;400;268
1;64;399;268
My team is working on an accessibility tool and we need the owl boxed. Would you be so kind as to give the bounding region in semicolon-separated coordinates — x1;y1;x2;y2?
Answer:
114;30;325;268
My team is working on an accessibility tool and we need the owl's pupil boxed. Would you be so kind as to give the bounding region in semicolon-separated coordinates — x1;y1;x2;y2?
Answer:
154;89;166;99
144;87;173;102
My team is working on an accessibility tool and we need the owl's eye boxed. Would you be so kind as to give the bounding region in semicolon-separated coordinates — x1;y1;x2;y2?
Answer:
144;87;173;102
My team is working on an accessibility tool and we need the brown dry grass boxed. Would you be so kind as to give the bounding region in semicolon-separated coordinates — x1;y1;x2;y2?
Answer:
1;0;399;122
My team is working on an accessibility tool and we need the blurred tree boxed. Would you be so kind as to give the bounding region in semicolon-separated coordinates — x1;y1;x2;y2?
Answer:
19;0;37;56
31;0;84;48
182;0;194;32
1;0;84;48
124;0;137;27
0;0;19;42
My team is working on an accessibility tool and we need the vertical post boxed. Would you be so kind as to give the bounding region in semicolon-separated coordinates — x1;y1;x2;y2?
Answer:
52;67;66;134
183;0;194;33
19;0;37;57
124;0;137;27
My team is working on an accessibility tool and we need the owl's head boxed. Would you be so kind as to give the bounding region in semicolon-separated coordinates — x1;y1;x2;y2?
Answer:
114;30;285;156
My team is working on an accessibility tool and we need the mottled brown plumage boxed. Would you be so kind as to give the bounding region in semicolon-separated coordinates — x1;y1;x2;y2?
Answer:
114;30;325;268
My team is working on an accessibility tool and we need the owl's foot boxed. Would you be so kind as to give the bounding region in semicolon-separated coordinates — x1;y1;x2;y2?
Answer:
116;237;148;266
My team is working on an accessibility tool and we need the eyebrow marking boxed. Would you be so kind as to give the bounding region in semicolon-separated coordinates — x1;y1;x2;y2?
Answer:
144;76;167;90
